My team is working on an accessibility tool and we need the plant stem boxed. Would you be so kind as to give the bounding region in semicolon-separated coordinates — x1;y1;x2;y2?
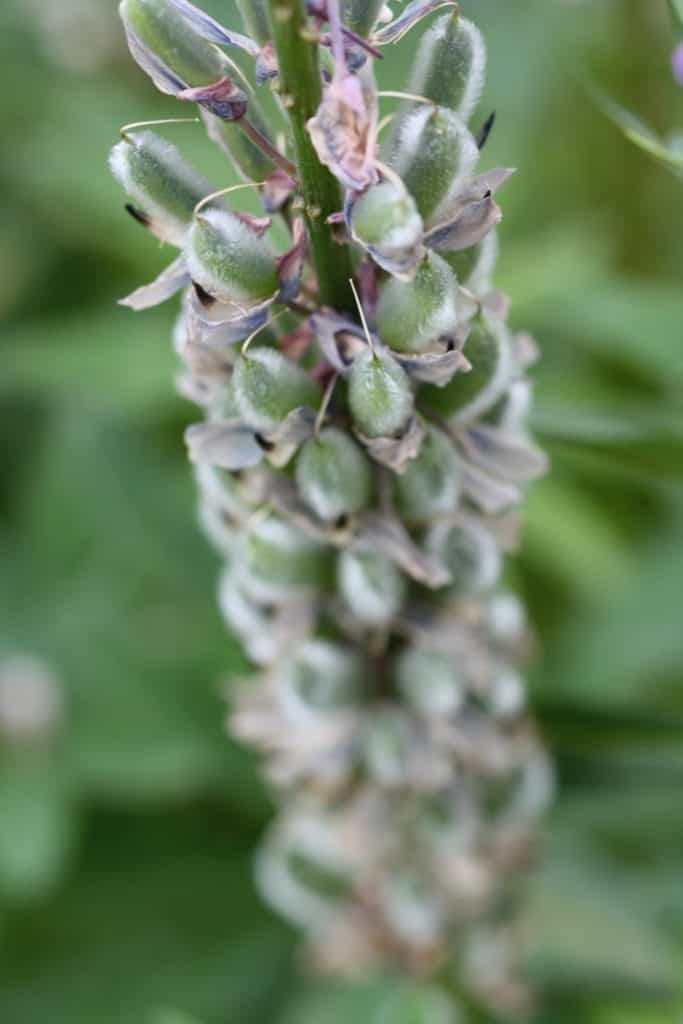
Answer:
267;0;354;312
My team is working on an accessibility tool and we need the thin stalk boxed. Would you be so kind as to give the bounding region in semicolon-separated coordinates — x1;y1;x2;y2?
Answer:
267;0;354;312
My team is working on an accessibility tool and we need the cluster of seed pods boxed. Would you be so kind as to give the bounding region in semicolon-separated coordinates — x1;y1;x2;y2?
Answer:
111;0;552;1015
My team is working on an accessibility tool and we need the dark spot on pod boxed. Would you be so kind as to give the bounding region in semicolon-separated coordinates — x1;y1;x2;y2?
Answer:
125;203;150;227
476;111;496;151
254;433;275;451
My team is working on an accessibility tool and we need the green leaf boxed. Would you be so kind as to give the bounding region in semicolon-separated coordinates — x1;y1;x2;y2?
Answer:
588;84;683;176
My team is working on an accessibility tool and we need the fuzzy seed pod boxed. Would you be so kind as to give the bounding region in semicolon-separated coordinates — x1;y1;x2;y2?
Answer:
348;347;414;439
296;428;372;522
241;515;330;599
390;106;479;223
443;232;498;292
120;0;229;87
186;209;279;306
395;648;464;717
337;548;406;626
407;13;486;122
232;347;321;434
349;180;424;277
394;425;462;522
281;640;364;717
426;520;501;595
110;130;215;245
376;251;460;354
419;318;512;423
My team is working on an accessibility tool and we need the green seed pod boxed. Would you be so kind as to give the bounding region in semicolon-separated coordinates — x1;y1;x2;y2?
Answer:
395;648;464;717
418;318;512;423
349;181;424;277
394;425;462;522
376;251;459;354
242;515;330;598
281;640;364;717
110;130;214;245
407;13;486;122
337;548;406;626
391;106;479;223
343;0;386;37
425;520;501;594
348;347;414;439
377;984;459;1024
120;0;229;87
186;209;279;306
202;104;276;183
232;347;320;434
296;428;372;522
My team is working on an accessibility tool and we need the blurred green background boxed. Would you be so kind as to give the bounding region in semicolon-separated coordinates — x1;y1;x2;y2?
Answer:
1;1;682;1021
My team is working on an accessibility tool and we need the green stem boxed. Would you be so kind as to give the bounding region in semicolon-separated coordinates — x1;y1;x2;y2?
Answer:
267;0;354;312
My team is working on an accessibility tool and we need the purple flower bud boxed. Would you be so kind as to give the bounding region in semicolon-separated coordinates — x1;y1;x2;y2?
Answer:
672;43;683;85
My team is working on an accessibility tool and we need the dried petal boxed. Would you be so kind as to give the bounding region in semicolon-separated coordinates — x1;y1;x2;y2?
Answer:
357;514;451;588
119;255;189;310
167;0;259;54
310;311;369;375
307;72;379;191
355;413;424;473
262;168;296;213
177;76;248;120
425;193;502;253
460;425;549;484
276;217;308;301
393;343;470;386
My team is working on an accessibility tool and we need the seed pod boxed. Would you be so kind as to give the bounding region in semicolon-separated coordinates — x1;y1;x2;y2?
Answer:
349;180;424;277
186;208;279;306
242;515;330;599
418;318;512;423
407;13;486;122
110;130;215;245
120;0;229;87
348;347;414;439
281;640;364;718
394;425;462;523
395;648;464;717
296;428;372;523
337;548;406;626
377;984;458;1024
390;106;479;223
232;347;320;434
202;104;276;183
376;251;459;354
425;520;501;594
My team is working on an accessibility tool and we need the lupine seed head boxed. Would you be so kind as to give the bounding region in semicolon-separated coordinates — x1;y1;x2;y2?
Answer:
375;251;460;354
337;548;406;626
186;208;279;306
394;424;462;522
390;106;479;223
110;130;215;245
296;427;372;523
348;347;414;438
232;347;321;434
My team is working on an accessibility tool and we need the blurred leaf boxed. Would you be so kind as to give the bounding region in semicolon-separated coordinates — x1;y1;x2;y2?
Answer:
669;0;683;32
588;84;683;177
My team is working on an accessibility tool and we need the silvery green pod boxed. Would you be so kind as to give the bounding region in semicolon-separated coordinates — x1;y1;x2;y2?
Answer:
394;425;462;523
376;251;459;354
425;519;501;595
395;648;464;717
443;232;498;293
296;428;372;522
390;106;479;223
232;347;320;434
348;347;414;438
407;12;486;122
337;548;406;626
186;208;279;305
280;640;364;719
110;130;215;245
418;318;512;423
119;0;274;181
349;180;424;277
241;515;331;600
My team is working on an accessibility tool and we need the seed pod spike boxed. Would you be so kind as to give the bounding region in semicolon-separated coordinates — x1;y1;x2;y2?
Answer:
348;276;376;356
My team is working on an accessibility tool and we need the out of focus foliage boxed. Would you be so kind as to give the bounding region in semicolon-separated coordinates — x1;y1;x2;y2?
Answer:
0;0;681;1021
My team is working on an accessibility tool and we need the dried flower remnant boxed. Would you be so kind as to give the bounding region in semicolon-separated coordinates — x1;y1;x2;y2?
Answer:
111;0;550;1015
